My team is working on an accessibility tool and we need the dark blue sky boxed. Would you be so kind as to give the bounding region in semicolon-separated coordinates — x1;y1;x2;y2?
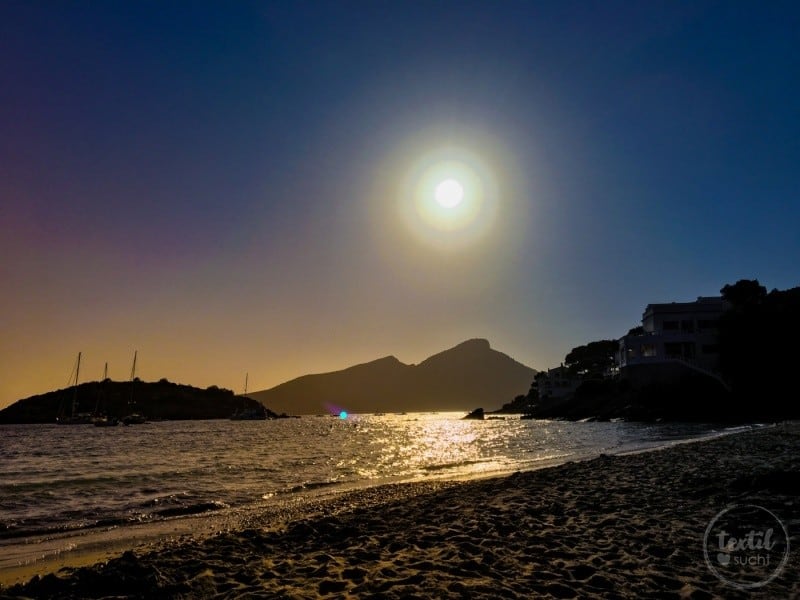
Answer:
2;1;798;405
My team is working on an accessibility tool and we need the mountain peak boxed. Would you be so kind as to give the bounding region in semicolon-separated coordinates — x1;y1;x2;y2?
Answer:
419;338;494;366
453;338;491;350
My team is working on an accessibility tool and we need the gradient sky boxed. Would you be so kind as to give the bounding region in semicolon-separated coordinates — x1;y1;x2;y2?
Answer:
2;1;799;408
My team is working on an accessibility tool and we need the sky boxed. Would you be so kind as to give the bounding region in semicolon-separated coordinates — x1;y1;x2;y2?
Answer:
2;1;799;408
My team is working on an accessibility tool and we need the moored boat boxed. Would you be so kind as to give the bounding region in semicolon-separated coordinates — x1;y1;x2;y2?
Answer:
57;352;93;424
121;351;147;425
230;373;268;420
93;362;119;426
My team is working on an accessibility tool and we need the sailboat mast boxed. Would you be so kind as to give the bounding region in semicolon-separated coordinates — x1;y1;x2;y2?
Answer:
129;350;137;404
95;361;108;414
72;351;81;417
244;373;248;396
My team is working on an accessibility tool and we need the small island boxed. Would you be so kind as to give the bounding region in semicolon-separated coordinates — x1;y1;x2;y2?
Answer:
0;378;287;424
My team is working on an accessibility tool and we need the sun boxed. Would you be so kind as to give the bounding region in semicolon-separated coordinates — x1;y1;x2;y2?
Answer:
434;179;464;208
396;144;502;249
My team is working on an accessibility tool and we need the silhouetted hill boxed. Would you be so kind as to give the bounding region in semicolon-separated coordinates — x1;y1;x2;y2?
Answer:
248;339;537;414
0;379;275;424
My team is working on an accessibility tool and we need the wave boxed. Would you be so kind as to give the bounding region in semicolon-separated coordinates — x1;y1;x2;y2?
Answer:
150;500;229;518
0;499;230;541
422;458;489;473
274;479;345;496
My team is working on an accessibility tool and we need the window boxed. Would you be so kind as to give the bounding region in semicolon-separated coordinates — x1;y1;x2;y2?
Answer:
681;320;695;333
698;319;719;331
663;320;679;331
642;344;657;357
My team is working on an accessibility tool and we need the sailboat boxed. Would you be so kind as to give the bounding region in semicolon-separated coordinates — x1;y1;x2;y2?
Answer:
56;352;92;425
230;373;267;420
122;351;146;425
93;362;118;427
57;352;93;424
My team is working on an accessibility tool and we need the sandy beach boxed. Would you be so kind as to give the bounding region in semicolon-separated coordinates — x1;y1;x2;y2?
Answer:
2;424;798;599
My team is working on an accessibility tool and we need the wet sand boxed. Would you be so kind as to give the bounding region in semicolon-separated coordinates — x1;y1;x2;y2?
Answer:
2;424;798;599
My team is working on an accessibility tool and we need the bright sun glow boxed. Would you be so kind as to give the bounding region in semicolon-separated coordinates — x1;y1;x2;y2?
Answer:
396;143;502;250
434;179;464;208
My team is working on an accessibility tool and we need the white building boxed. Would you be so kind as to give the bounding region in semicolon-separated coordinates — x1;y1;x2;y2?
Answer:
618;296;728;375
537;366;582;402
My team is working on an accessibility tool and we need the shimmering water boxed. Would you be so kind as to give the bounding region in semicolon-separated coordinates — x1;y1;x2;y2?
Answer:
0;414;730;546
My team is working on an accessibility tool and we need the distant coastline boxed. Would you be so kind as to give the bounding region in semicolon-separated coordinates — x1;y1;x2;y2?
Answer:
5;280;798;424
0;339;536;423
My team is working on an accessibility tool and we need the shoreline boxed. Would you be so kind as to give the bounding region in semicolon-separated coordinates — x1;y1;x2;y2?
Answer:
2;424;798;597
0;478;463;589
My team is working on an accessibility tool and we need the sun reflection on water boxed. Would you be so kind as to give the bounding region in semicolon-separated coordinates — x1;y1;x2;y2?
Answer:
351;414;506;481
0;416;721;546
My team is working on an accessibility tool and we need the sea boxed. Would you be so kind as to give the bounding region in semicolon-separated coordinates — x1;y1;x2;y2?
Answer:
0;414;750;579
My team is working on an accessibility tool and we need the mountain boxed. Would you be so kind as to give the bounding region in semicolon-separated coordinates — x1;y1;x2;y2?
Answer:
248;339;537;415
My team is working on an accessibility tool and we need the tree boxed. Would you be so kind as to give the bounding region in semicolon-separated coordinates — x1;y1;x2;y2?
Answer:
718;281;800;418
721;279;766;308
564;340;619;377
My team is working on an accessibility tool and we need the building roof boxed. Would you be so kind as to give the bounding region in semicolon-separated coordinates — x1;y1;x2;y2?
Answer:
644;296;726;315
